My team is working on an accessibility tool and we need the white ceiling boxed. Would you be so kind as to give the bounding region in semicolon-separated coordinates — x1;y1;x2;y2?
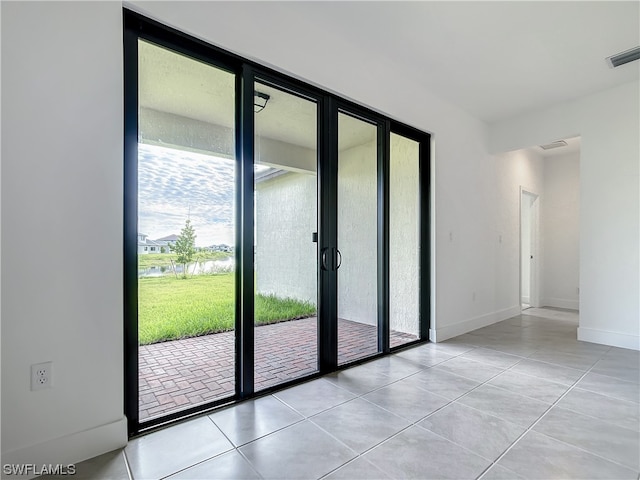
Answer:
140;40;375;151
531;135;581;158
137;1;638;151
281;1;639;123
139;39;235;128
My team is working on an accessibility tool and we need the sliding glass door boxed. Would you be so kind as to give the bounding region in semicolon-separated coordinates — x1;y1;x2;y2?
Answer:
337;112;380;364
389;132;422;347
136;39;237;422
253;81;319;390
124;10;430;436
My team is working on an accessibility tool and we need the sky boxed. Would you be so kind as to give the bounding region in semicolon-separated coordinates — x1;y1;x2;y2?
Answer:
138;144;235;247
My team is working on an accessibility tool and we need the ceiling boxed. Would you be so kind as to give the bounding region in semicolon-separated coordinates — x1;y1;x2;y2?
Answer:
282;1;639;123
140;40;375;151
139;39;235;129
138;2;638;152
531;135;581;158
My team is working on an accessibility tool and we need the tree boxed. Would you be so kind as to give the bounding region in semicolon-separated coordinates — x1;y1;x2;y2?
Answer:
171;219;197;278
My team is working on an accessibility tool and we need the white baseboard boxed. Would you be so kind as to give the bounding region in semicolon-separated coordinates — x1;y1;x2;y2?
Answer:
578;327;640;351
542;297;579;310
429;305;521;343
1;416;128;479
521;296;530;304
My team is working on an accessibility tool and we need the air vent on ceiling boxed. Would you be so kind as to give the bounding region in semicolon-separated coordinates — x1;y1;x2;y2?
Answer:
540;140;568;150
606;46;640;68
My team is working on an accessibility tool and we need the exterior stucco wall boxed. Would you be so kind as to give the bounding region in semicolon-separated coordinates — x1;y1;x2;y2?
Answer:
255;137;422;336
390;134;421;336
255;172;318;306
337;141;378;326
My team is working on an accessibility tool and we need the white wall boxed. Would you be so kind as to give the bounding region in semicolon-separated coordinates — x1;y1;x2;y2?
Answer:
490;81;640;350
1;1;127;471
494;148;580;313
542;152;580;310
490;148;545;328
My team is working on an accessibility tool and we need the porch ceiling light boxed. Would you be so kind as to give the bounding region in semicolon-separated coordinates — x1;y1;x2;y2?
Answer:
254;91;270;113
606;46;640;68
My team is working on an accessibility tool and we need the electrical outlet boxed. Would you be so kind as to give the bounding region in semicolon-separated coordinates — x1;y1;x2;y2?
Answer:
31;362;53;390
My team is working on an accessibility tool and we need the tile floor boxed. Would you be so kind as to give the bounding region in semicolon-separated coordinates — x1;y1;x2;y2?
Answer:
42;308;640;479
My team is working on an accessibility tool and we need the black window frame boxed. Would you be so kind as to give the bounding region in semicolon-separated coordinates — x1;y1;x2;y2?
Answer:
124;8;430;437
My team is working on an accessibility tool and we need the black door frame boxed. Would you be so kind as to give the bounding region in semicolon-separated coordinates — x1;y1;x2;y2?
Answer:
124;9;430;437
332;106;389;361
388;123;432;345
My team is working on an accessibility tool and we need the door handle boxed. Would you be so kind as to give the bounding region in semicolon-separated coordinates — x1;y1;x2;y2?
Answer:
321;248;330;271
321;248;341;271
335;249;342;270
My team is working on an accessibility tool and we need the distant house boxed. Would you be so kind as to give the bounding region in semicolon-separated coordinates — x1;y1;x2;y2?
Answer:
137;233;165;254
154;234;179;252
208;244;233;253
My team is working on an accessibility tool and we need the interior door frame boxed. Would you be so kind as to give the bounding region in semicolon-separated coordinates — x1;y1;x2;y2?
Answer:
520;187;541;309
124;8;430;437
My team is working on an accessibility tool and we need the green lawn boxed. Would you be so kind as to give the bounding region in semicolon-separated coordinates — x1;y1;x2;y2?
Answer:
138;274;316;345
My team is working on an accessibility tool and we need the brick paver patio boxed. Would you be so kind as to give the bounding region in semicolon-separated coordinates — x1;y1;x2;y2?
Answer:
139;318;416;421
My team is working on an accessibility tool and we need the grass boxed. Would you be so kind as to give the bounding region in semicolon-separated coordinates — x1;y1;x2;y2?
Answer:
138;273;316;345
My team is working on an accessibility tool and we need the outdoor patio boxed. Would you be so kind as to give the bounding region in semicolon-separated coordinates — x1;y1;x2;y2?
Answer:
139;318;417;420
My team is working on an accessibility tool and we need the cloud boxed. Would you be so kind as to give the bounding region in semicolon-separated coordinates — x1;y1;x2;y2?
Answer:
138;144;236;246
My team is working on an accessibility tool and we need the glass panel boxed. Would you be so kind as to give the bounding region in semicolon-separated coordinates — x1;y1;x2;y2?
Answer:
389;133;420;347
337;113;379;364
137;40;236;421
254;82;318;391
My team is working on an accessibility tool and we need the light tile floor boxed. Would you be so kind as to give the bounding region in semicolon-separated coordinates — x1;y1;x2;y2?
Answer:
41;308;640;479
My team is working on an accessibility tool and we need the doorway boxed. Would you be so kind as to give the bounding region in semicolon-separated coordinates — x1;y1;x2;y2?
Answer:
520;188;539;310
